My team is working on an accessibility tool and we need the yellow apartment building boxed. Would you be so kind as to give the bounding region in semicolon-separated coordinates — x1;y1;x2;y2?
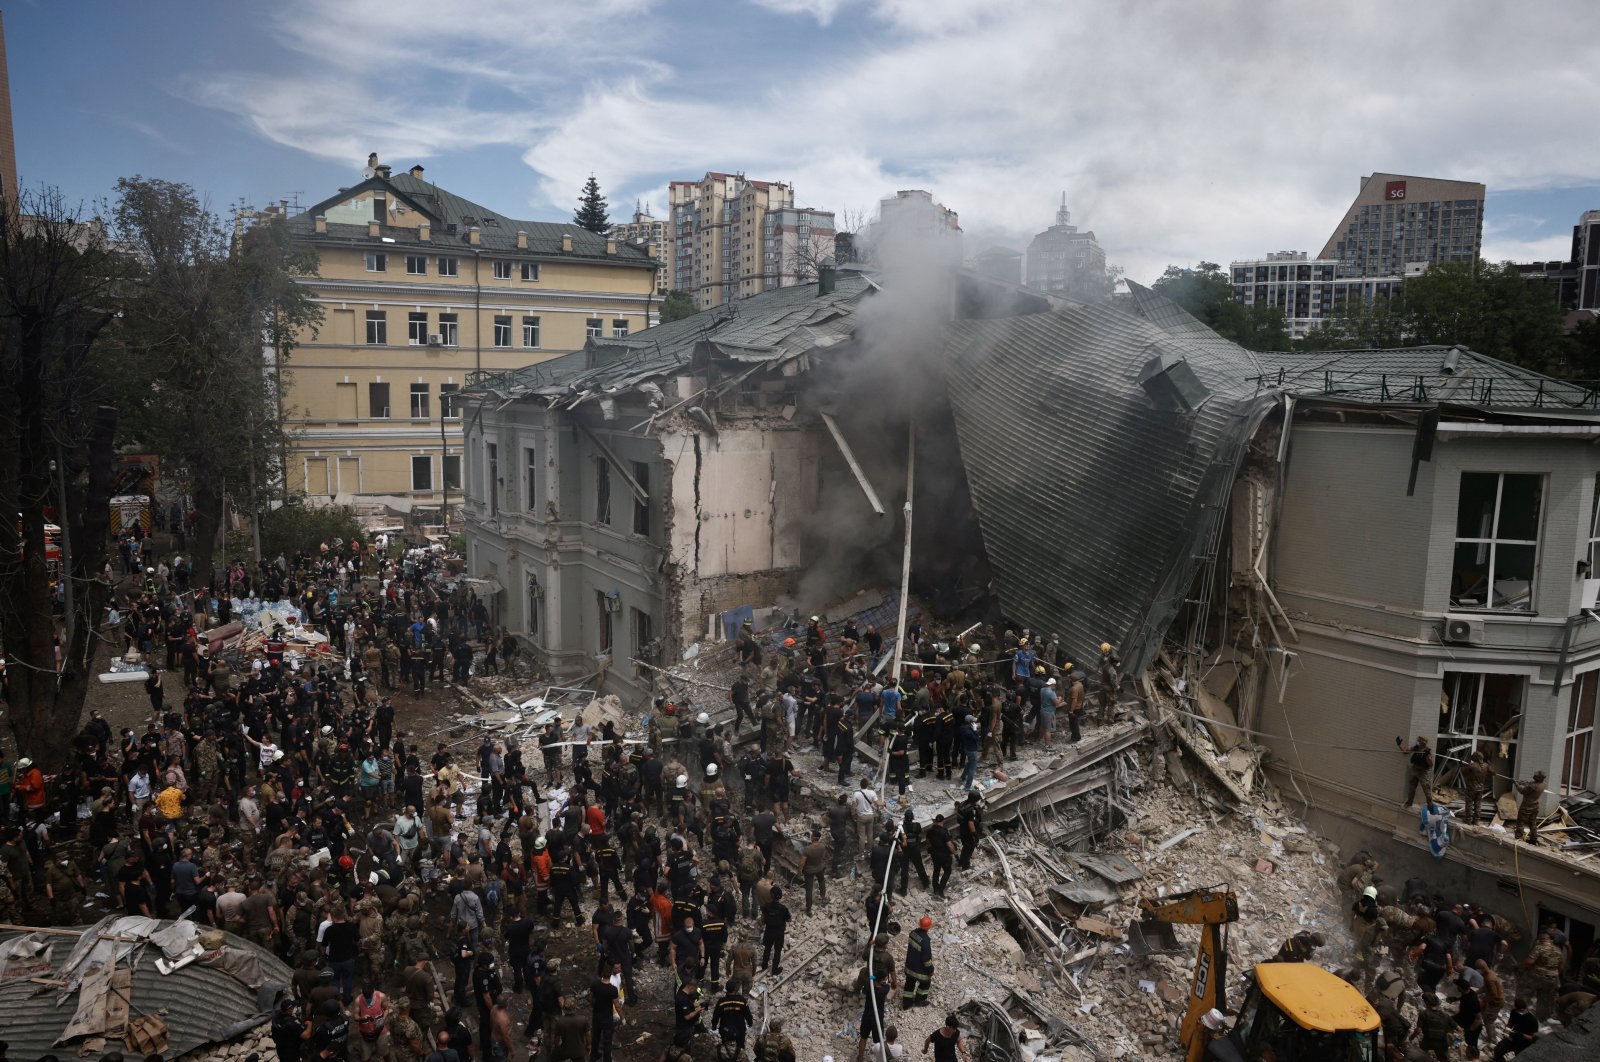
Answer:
282;160;659;513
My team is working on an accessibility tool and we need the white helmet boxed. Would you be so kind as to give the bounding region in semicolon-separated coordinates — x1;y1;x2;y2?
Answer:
676;774;688;788
706;763;719;777
696;712;710;725
16;757;31;769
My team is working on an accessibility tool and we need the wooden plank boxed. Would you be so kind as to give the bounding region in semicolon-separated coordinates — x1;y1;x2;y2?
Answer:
819;413;887;516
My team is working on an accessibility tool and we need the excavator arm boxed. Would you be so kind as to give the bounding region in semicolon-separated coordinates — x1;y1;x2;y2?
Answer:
1138;887;1239;1062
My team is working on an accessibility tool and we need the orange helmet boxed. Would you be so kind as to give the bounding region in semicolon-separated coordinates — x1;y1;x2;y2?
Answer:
919;915;933;930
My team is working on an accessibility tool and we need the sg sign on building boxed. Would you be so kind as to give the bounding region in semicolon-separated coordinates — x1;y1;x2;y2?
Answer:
1385;181;1407;201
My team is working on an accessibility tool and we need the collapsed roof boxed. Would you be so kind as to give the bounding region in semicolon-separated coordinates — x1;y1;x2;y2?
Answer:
0;916;291;1058
942;283;1600;673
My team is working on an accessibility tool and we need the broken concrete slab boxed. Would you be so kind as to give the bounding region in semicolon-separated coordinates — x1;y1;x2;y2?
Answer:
1062;852;1144;886
950;888;1013;925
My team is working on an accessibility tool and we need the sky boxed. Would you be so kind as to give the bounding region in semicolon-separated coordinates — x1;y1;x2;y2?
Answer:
8;0;1600;285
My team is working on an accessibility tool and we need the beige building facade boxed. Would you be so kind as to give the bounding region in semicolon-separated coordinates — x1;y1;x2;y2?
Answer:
282;161;658;512
669;172;797;309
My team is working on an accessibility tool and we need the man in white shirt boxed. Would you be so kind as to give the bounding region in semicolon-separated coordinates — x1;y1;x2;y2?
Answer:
850;780;881;855
127;768;152;814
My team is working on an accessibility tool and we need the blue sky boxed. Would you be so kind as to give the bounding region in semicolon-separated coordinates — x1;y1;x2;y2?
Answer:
9;0;1600;284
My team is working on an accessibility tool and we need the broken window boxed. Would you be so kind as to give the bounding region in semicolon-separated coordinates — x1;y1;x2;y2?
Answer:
1439;672;1523;778
1566;670;1597;795
1451;472;1541;611
595;591;613;655
632;461;650;536
595;455;611;525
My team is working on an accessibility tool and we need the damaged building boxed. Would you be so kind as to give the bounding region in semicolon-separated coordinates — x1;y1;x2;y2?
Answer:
462;258;1600;935
942;285;1600;935
456;264;1053;700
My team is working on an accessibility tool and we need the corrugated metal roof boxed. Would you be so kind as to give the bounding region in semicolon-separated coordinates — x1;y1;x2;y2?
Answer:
0;920;292;1059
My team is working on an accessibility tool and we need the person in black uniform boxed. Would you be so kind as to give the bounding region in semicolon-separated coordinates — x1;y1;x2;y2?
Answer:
956;793;983;871
886;725;912;796
759;885;791;976
898;810;929;896
712;981;754;1057
927;814;954;897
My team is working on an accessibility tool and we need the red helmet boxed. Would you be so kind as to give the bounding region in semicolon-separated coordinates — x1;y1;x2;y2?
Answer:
919;915;933;930
338;855;355;870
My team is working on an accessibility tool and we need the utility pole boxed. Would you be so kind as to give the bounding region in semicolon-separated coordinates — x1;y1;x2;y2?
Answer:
440;402;450;530
54;455;74;650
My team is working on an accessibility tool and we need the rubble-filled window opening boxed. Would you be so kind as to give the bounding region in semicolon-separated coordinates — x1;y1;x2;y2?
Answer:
1451;472;1542;611
525;447;537;514
595;591;613;655
410;455;432;492
595;455;611;524
1565;669;1597;794
487;443;499;515
368;382;390;418
1439;671;1524;776
443;454;460;491
365;310;387;345
631;461;650;536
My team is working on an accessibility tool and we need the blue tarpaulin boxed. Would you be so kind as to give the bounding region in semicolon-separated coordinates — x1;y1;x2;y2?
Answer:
721;605;754;641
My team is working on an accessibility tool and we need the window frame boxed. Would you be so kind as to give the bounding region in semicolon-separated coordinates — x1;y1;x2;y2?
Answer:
612;318;630;339
1565;670;1597;795
438;314;459;346
439;383;460;420
437;256;459;277
493;315;512;347
364;252;387;273
442;454;461;491
365;310;387;345
409;383;430;419
521;262;540;282
632;461;650;536
367;382;391;419
522;315;541;348
410;455;433;492
408;312;428;345
486;442;499;516
525;446;538;514
1450;471;1544;612
586;317;604;340
595;454;611;524
405;254;427;276
493;260;513;280
595;591;614;656
1439;671;1525;777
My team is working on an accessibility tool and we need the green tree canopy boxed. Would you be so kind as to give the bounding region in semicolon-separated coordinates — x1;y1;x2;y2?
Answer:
574;175;610;234
1150;262;1290;351
659;289;698;323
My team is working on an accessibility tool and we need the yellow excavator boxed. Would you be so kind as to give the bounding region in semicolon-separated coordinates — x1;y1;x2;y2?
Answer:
1138;886;1380;1062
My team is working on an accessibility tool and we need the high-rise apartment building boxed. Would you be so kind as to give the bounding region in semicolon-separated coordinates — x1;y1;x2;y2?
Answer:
280;157;657;509
763;206;836;286
1024;196;1106;296
1516;210;1600;312
610;204;669;294
1230;252;1409;340
872;189;962;250
1319;172;1485;277
669;172;796;309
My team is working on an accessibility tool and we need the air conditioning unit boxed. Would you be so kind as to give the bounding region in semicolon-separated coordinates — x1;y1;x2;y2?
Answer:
427;334;443;346
1442;616;1486;646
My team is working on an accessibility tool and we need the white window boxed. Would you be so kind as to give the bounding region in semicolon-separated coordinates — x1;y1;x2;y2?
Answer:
440;384;459;419
522;316;541;348
409;383;429;419
586;317;603;340
411;455;433;491
438;314;458;346
408;312;428;345
493;260;512;280
438;256;459;277
521;262;540;282
365;311;387;345
493;315;512;347
365;252;387;272
405;255;427;275
612;319;629;338
1566;671;1597;795
1440;672;1524;776
1451;472;1542;611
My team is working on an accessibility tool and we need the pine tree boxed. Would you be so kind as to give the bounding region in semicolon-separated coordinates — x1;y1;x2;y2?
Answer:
574;175;610;234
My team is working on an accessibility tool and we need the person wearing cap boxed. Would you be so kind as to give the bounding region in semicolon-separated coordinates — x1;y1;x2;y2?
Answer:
271;995;313;1062
902;915;935;1008
1414;992;1453;1059
958;712;981;791
1513;770;1547;846
13;758;46;815
1036;676;1059;750
712;976;753;1056
1269;930;1326;964
1096;642;1120;723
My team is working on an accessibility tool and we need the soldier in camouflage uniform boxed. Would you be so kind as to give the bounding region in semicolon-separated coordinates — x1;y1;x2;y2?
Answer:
389;996;427;1062
1521;931;1565;1022
45;856;86;925
0;871;18;924
1513;771;1547;846
193;733;222;804
356;893;388;982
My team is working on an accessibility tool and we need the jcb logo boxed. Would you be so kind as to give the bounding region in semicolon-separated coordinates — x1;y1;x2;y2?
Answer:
1193;951;1211;999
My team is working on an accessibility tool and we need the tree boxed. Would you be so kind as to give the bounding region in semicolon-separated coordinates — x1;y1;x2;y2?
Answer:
574;175;610;234
659;289;698;324
259;499;362;559
1150;262;1290;350
0;188;126;767
111;178;321;582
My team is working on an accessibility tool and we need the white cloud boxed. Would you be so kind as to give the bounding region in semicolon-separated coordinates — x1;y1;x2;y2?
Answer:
194;0;1600;283
1481;234;1575;266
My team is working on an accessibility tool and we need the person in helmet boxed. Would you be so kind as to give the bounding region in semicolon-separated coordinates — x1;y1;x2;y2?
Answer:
14;758;46;814
903;915;935;1007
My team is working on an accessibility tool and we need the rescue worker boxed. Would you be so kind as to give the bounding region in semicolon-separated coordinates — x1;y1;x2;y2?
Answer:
712;980;754;1058
902;915;934;1008
1513;771;1546;845
1461;751;1495;826
1521;931;1564;1022
1396;736;1434;807
1096;642;1119;724
956;793;982;871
